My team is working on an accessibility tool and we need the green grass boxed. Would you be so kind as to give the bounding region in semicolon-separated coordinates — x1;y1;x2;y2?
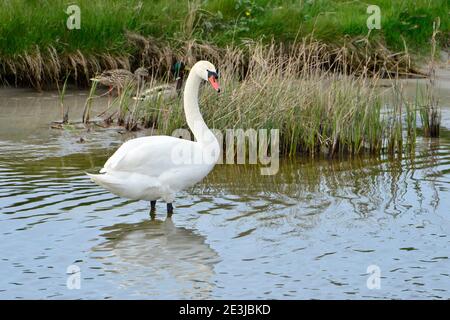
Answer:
0;0;448;87
0;0;448;57
208;0;449;53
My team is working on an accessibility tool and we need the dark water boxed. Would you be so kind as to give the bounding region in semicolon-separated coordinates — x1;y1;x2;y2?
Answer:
0;86;449;299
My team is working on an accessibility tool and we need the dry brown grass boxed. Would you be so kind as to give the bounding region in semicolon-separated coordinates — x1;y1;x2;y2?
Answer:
0;29;424;91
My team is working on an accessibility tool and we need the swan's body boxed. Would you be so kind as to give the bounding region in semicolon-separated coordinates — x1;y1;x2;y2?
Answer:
88;61;220;213
88;135;216;202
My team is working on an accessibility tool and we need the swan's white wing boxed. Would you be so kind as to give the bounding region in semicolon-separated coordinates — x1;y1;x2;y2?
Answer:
102;136;151;172
103;136;195;177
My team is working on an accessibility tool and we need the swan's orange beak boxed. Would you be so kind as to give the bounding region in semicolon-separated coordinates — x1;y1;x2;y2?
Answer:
208;75;220;93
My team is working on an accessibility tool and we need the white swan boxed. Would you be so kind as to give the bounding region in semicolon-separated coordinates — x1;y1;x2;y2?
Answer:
88;61;221;214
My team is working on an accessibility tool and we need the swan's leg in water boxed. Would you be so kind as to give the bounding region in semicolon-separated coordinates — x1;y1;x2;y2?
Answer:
149;200;156;218
167;203;174;216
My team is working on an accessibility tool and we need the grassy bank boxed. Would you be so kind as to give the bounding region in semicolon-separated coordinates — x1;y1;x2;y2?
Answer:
0;0;449;88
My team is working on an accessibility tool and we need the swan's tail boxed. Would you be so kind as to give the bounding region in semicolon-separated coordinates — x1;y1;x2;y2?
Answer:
86;171;160;201
86;172;122;190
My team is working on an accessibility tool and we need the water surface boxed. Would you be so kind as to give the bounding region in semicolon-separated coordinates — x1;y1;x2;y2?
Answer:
0;81;449;299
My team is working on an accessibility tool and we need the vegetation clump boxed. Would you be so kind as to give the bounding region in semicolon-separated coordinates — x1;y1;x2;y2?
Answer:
87;41;437;157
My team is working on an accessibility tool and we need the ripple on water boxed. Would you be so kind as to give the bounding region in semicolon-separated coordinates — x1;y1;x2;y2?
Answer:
0;89;450;298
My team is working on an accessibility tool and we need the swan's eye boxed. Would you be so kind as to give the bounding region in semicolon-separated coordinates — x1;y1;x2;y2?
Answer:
207;70;219;79
207;70;220;92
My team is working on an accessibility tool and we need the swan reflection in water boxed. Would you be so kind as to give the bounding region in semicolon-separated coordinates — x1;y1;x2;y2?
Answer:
92;215;220;299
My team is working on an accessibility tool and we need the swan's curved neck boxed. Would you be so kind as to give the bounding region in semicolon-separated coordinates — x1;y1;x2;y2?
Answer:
183;71;213;144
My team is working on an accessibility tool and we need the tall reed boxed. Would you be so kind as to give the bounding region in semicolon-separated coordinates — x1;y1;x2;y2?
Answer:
56;74;70;123
93;41;430;157
419;18;441;138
